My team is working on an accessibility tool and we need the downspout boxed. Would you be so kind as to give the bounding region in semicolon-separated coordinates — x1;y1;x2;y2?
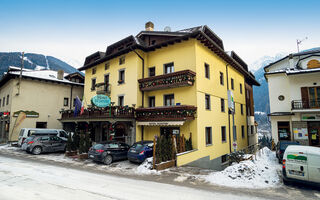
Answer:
132;48;145;141
226;64;232;154
70;85;73;109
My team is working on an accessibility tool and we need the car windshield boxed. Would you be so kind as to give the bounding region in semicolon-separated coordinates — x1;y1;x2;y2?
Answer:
280;142;299;150
93;144;104;150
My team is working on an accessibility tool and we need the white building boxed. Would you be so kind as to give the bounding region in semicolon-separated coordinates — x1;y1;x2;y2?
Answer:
0;67;84;143
264;48;320;146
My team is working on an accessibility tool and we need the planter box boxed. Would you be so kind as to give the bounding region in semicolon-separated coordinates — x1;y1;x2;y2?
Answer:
155;160;175;170
78;153;88;159
65;151;77;157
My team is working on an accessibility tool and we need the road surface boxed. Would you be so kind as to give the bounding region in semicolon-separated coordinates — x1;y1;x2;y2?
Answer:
0;156;269;200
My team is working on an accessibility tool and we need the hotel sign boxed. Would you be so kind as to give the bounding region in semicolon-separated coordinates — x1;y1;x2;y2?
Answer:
91;95;110;108
137;121;185;126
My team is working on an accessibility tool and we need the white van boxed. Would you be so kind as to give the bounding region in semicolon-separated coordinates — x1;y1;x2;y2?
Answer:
17;128;69;147
282;145;320;186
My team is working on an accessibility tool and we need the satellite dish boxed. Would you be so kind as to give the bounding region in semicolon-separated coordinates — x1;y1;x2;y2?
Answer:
164;26;171;32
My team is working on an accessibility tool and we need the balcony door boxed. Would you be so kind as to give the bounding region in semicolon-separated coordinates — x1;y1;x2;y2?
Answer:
308;87;320;108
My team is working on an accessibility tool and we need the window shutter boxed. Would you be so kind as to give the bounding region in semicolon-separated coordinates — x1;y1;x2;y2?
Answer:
301;87;309;108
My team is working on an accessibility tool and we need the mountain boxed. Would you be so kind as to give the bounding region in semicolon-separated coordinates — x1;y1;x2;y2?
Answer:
251;54;286;131
0;52;81;76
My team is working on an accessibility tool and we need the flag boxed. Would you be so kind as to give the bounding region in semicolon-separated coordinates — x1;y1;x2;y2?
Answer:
74;96;82;117
80;98;85;115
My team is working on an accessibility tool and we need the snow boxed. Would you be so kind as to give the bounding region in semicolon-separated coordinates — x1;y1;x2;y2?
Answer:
204;147;281;189
255;111;266;115
8;69;83;86
0;156;268;200
134;157;160;175
45;55;50;69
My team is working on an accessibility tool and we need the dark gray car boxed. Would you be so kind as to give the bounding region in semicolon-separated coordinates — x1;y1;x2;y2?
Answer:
26;135;67;155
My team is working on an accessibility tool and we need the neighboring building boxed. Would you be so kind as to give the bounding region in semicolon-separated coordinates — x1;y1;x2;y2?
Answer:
0;67;84;143
61;22;259;169
265;48;320;147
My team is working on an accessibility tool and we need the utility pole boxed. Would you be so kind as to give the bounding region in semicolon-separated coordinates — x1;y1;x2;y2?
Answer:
17;52;24;96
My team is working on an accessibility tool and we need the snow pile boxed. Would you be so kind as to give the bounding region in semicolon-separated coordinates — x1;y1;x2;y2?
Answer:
134;157;160;175
205;147;281;188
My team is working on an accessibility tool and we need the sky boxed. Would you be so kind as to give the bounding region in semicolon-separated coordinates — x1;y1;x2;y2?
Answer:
1;0;319;71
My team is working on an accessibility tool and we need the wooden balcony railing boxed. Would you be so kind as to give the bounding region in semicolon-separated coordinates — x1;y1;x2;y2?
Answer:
60;106;134;120
291;100;320;110
136;105;197;121
138;70;196;91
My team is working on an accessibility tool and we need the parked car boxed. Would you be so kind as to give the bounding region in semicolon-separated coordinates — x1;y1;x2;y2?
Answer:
276;141;300;163
18;128;69;147
21;135;37;151
282;145;320;186
26;135;67;155
88;141;130;165
127;141;154;163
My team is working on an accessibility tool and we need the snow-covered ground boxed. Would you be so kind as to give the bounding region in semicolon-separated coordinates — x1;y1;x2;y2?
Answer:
0;145;282;189
0;156;269;200
204;147;281;188
0;144;160;176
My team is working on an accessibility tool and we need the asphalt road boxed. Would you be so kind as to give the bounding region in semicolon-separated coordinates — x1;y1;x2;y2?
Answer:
0;150;319;200
0;155;271;200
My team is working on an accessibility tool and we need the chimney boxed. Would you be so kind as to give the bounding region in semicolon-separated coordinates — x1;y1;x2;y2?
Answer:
145;21;154;31
288;54;294;69
57;70;64;80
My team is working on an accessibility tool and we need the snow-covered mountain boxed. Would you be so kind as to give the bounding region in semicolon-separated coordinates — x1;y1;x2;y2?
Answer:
250;53;286;131
0;52;82;76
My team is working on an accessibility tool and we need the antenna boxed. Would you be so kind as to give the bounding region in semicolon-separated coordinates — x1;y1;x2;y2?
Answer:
164;26;171;32
296;37;308;52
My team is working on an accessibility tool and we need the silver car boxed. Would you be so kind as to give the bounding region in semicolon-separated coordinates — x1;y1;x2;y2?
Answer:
26;135;67;155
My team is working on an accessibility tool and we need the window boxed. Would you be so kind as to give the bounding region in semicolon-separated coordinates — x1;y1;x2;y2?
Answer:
204;63;210;79
205;127;212;145
221;126;226;142
73;98;76;107
6;95;9;105
164;94;174;106
205;94;211;110
91;78;96;90
104;74;109;85
92;68;96;75
164;62;174;74
221;154;228;163
151;40;156;45
118;69;125;84
241;125;245;138
0;99;2;107
240;83;243;94
149;96;155;107
231;78;234;90
105;62;110;70
119;56;125;65
220;72;224;85
118;96;124;106
63;98;69;106
251;125;254;135
36;122;47;128
221;98;225;112
149;67;155;77
2;97;5;107
241;104;243;115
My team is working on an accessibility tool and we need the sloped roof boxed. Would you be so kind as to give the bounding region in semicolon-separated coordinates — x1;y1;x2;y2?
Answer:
79;25;259;86
0;69;84;88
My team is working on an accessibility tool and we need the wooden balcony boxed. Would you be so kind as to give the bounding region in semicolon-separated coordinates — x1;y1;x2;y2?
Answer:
291;100;320;110
138;70;196;91
136;105;197;121
60;106;134;121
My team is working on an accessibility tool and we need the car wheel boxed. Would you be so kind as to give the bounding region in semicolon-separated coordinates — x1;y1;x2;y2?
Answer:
103;155;113;165
32;146;42;155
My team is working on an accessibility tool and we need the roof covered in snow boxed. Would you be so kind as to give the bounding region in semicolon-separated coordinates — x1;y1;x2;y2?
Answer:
0;68;84;88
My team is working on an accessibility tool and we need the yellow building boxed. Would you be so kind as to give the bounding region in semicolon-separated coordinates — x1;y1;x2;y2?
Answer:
69;22;259;169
